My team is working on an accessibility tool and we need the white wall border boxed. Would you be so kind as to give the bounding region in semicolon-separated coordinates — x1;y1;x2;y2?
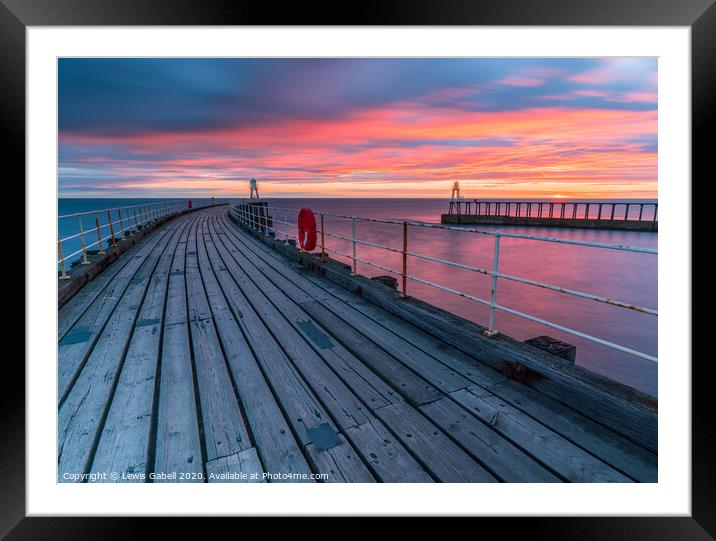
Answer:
27;26;690;516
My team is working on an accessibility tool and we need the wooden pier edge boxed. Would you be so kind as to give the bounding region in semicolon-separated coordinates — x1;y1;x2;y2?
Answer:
57;204;228;310
441;214;658;232
229;212;657;453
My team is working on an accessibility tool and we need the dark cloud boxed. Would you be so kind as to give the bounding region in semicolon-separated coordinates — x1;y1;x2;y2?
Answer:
59;58;657;136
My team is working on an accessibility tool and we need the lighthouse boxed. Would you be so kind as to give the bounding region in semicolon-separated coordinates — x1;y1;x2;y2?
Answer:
249;177;260;199
451;181;461;200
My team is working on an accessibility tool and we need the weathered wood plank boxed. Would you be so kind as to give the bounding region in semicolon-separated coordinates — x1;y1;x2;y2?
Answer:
373;401;497;482
211;220;399;411
154;217;204;481
419;397;560;482
207;217;372;431
229;228;653;480
221;213;507;390
89;217;191;480
343;418;433;483
484;379;657;482
217;211;545;484
58;237;144;340
305;434;376;483
295;300;443;406
215;219;444;406
450;386;632;482
58;217;187;481
216;215;472;395
220;215;569;482
196;220;337;449
185;216;252;461
206;448;265;483
195;220;315;480
58;219;183;402
210;212;439;481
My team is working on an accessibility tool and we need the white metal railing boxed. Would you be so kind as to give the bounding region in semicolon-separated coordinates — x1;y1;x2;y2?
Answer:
57;200;208;278
448;199;658;222
229;203;658;363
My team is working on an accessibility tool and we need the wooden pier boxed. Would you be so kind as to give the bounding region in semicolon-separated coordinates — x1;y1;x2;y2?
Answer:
442;200;658;231
58;205;657;483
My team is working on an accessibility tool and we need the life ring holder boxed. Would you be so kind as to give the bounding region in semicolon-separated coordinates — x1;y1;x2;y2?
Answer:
297;208;318;251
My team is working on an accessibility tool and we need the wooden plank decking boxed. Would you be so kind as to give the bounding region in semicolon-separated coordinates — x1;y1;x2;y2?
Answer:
58;206;657;483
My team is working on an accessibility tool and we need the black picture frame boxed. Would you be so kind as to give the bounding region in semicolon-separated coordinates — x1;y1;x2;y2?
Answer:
3;0;713;535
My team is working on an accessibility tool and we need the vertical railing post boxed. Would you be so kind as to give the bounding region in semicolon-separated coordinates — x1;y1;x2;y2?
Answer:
107;209;116;246
118;208;125;238
58;235;70;280
625;204;630;221
77;216;90;265
598;203;603;220
401;221;408;298
351;216;357;275
653;204;658;222
95;212;104;255
488;234;501;332
284;208;289;241
639;204;644;221
320;214;326;262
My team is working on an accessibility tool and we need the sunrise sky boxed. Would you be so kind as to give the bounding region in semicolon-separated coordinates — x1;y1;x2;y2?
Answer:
58;58;657;199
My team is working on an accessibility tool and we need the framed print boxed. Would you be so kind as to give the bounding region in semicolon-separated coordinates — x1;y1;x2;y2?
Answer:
3;0;713;535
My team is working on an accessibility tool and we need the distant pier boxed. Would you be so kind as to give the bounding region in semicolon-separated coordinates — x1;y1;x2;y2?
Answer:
442;199;658;232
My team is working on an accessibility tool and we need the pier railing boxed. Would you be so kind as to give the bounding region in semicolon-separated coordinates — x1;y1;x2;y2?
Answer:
448;199;658;222
57;201;195;278
230;203;658;363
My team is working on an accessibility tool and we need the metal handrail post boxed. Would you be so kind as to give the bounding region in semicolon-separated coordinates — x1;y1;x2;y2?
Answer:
351;217;357;275
284;208;288;241
118;208;125;238
95;213;104;255
320;214;326;262
488;235;501;331
58;235;70;279
77;215;90;265
401;221;408;298
107;209;116;246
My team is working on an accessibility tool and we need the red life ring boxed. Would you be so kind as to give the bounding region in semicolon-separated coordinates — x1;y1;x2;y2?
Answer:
297;208;317;251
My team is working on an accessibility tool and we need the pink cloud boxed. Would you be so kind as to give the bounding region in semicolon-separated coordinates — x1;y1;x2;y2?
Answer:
496;76;546;87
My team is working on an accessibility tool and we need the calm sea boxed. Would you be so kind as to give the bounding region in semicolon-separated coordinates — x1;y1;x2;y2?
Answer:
59;197;657;396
